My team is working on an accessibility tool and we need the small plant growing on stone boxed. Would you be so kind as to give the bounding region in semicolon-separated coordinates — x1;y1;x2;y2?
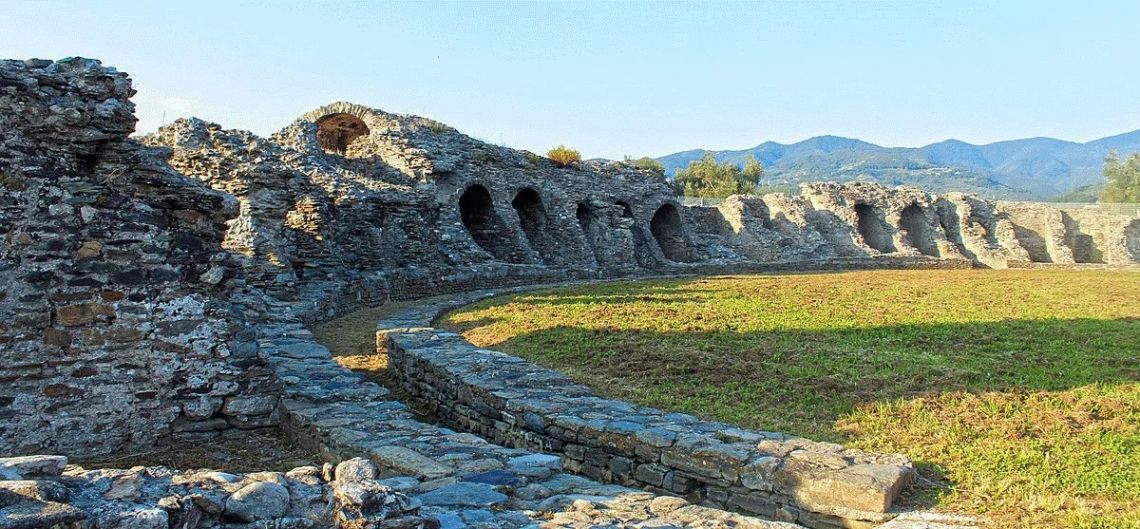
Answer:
424;120;452;134
546;146;581;168
473;149;501;164
0;172;28;192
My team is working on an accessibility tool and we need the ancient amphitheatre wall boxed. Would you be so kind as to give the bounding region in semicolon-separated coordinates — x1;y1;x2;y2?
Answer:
0;57;1137;529
3;55;1140;459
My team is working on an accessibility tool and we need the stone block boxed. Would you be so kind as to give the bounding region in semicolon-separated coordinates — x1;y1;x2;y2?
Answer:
224;481;290;522
415;482;507;508
370;446;454;480
55;303;114;326
507;453;562;478
633;464;668;487
0;480;69;503
222;395;279;417
335;457;379;482
776;461;912;515
0;456;67;479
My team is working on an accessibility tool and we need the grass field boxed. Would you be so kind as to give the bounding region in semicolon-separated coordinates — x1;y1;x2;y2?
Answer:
439;270;1140;529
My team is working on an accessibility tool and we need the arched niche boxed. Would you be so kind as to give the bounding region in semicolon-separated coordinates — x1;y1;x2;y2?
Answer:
459;185;517;262
315;113;370;155
511;188;554;263
899;203;939;256
855;203;896;253
650;203;694;262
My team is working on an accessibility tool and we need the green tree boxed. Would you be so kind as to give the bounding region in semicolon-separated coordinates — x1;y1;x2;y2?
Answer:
1101;151;1140;203
743;155;763;188
674;153;764;198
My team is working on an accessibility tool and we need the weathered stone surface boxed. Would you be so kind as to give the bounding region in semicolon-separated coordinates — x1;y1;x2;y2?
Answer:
113;508;169;529
222;395;279;416
774;461;911;517
332;479;420;520
507;453;563;477
0;500;87;529
416;483;507;508
224;481;290;522
0;480;69;504
103;472;146;501
0;456;67;479
335;457;379;482
0;58;272;457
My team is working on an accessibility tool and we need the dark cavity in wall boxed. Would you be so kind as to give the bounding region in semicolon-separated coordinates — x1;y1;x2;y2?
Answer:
936;202;963;245
576;203;593;231
620;201;652;266
576;202;600;265
650;203;694;262
898;203;939;257
511;188;554;264
1061;212;1105;264
459;185;520;262
746;198;774;230
1010;224;1052;263
854;203;896;253
315;113;370;155
1126;219;1140;261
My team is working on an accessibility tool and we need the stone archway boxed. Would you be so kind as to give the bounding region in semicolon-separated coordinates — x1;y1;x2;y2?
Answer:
899;203;939;256
315;113;370;155
511;188;554;263
855;204;896;253
459;185;518;262
650;203;694;262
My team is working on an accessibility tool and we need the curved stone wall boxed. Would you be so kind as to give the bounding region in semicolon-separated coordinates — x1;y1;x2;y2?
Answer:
254;269;816;529
376;284;922;529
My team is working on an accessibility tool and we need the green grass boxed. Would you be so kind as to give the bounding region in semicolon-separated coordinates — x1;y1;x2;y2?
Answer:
439;270;1140;528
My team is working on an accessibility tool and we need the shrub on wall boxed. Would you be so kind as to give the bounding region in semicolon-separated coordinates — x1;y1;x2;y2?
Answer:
547;145;581;167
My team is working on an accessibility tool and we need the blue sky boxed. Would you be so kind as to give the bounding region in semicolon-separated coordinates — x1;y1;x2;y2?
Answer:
3;1;1139;159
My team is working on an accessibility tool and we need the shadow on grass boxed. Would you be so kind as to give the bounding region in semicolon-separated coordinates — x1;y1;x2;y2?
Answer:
447;318;1140;399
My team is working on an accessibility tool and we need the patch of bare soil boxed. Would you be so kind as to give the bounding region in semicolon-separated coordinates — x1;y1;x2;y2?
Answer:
75;427;321;472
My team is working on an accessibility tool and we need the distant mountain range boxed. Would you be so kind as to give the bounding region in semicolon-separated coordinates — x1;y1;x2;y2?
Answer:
655;130;1140;200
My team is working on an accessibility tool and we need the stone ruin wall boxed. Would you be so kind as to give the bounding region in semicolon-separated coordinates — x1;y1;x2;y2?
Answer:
685;183;1140;268
0;56;1138;489
0;59;280;457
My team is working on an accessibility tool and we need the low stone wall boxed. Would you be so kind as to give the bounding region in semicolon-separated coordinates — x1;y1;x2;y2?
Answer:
379;278;931;529
252;269;811;529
